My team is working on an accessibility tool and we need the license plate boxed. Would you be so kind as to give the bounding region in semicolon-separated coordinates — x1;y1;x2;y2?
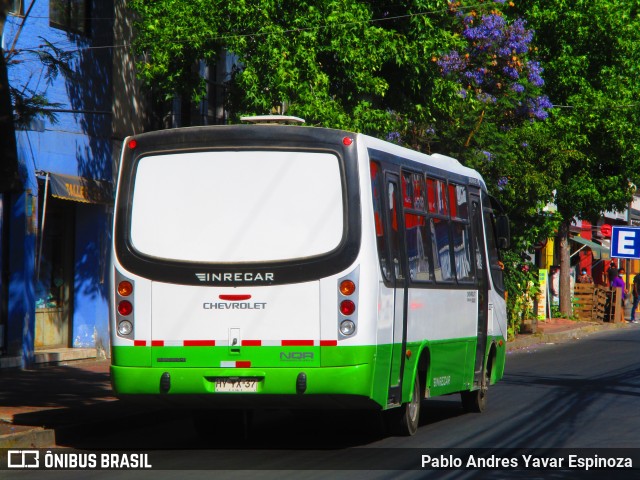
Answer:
214;378;258;393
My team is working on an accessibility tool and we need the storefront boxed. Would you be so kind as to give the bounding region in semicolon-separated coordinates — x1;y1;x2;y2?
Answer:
35;172;112;350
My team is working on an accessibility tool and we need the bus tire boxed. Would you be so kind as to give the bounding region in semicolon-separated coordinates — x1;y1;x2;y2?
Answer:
461;364;490;413
387;374;421;436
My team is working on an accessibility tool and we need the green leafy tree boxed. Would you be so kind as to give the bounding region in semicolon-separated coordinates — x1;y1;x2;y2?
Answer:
514;0;640;315
129;0;406;134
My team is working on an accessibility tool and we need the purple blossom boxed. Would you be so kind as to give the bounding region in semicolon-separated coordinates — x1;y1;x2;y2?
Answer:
482;150;494;162
477;92;497;104
437;50;467;75
463;68;487;85
463;14;506;45
503;19;532;55
527;60;544;87
497;177;508;190
439;6;547;122
387;131;401;143
502;66;520;80
518;95;553;120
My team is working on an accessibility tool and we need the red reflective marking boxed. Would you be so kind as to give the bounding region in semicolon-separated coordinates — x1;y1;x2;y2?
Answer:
320;340;338;347
219;294;252;301
184;340;215;346
282;340;314;346
151;340;164;346
236;361;251;368
242;340;262;346
134;340;146;346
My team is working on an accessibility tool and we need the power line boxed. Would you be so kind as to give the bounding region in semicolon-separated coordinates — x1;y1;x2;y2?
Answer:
5;2;489;56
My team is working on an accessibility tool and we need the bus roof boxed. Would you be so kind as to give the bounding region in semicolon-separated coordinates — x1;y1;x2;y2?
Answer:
358;133;485;186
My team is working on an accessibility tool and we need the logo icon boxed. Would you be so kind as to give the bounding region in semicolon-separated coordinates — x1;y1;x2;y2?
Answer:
8;450;40;468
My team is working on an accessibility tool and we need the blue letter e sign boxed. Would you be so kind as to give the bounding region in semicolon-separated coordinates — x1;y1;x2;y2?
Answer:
611;226;640;259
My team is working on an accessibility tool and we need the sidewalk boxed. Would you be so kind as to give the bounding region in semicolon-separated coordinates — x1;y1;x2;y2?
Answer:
0;319;634;448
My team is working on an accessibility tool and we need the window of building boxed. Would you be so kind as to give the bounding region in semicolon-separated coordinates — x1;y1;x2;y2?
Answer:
50;0;89;35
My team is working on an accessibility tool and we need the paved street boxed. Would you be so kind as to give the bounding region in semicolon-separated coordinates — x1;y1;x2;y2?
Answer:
3;324;639;479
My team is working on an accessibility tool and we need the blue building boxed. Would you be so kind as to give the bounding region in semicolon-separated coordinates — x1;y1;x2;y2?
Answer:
1;1;114;366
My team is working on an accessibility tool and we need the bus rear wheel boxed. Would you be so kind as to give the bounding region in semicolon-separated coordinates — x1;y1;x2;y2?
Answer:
461;365;490;413
387;374;421;436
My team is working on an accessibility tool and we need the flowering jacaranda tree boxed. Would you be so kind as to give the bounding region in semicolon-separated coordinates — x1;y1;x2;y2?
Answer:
424;1;560;251
437;6;551;125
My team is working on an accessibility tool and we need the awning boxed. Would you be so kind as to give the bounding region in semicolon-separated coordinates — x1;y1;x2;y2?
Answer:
48;172;113;204
570;235;610;260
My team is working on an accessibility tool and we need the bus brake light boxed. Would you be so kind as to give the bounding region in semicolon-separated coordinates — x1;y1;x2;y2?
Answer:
118;300;133;316
340;300;355;316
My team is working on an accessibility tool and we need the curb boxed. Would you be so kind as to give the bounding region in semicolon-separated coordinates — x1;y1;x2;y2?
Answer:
0;348;98;369
507;321;629;351
0;425;56;449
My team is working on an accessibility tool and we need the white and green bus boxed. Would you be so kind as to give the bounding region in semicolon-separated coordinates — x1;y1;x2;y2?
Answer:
110;116;510;436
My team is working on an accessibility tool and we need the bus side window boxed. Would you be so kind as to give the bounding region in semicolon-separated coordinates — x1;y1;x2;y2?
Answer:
430;217;453;281
371;161;390;280
387;181;404;280
450;183;474;283
484;210;506;294
404;172;432;282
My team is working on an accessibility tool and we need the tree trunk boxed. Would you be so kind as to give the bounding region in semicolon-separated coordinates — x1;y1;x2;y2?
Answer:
558;220;572;317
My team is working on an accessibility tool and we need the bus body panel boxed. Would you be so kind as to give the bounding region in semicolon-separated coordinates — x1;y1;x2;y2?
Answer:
110;124;508;414
149;281;321;368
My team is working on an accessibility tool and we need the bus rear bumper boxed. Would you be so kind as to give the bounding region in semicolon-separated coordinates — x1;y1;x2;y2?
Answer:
110;364;380;410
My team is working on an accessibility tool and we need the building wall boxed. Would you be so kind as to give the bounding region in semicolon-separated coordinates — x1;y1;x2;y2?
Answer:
2;1;114;364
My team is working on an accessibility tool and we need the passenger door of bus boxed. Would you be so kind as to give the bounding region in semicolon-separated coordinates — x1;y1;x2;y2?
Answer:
470;190;489;386
384;174;407;405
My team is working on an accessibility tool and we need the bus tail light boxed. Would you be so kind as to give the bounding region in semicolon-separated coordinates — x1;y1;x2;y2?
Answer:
337;267;359;339
118;280;133;296
115;273;135;339
340;300;356;316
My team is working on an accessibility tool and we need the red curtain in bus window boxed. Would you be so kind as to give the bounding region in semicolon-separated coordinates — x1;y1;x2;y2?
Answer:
427;178;436;213
448;183;457;218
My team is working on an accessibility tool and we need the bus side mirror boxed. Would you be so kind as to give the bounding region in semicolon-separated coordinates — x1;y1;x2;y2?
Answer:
496;215;510;250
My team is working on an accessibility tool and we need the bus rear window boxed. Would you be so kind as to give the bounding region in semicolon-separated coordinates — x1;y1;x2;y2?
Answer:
129;150;344;263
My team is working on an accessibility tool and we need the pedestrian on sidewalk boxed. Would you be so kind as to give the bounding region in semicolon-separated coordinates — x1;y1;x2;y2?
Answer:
612;268;627;315
608;261;619;287
577;268;593;284
631;272;640;323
